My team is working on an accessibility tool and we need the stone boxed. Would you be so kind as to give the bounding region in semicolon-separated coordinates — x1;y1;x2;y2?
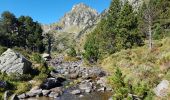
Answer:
69;73;79;79
79;95;84;98
48;92;59;98
106;87;112;91
0;81;8;89
10;94;19;100
4;91;9;100
85;89;91;93
42;90;51;96
42;53;51;61
40;78;62;89
30;86;39;91
89;67;106;78
154;80;169;97
0;49;32;75
97;77;107;87
79;82;92;90
97;87;105;92
50;87;63;95
18;93;28;99
71;89;81;95
26;89;42;97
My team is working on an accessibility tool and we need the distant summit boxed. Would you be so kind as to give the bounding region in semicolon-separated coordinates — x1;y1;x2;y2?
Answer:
58;3;98;34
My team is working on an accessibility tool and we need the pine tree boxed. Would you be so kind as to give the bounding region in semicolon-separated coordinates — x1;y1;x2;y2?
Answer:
116;1;143;50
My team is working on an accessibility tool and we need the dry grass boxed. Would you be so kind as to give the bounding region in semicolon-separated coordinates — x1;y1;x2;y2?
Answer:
101;38;170;98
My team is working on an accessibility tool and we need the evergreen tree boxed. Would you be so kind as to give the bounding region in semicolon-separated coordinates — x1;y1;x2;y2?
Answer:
116;1;143;50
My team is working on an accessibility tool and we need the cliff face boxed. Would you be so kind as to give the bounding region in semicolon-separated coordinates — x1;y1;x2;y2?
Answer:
59;3;98;33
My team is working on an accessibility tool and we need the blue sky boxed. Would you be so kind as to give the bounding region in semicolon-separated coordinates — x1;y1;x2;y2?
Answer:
0;0;111;24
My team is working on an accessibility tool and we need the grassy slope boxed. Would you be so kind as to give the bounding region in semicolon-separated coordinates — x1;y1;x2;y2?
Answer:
101;37;170;98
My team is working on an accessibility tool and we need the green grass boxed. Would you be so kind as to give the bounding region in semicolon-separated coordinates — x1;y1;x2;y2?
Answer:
0;46;7;55
102;38;170;99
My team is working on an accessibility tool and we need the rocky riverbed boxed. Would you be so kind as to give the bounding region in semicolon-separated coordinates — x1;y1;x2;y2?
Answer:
16;55;113;100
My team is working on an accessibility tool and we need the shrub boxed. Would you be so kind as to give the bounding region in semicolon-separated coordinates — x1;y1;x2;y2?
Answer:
31;53;43;63
8;73;32;81
13;47;31;59
15;82;31;94
67;47;76;57
33;73;48;82
110;68;154;99
0;46;7;55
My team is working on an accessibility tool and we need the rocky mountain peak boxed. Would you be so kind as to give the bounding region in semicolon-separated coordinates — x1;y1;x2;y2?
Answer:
58;3;98;33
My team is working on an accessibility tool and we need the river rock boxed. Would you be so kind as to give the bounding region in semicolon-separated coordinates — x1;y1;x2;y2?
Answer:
50;87;63;95
10;94;19;100
48;92;59;98
85;89;91;93
42;90;51;96
79;82;92;91
40;78;62;89
0;49;32;75
0;81;8;89
97;77;107;87
18;93;28;99
89;67;106;78
71;89;81;95
97;87;106;92
30;86;40;91
4;91;9;100
69;73;79;79
154;80;169;97
26;89;42;97
42;53;51;61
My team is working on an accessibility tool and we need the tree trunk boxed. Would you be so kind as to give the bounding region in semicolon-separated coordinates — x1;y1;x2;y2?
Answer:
148;21;152;50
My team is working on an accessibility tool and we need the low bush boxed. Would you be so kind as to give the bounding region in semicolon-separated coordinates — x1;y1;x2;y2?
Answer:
31;53;43;63
109;68;154;99
0;46;7;55
67;47;77;57
15;82;32;94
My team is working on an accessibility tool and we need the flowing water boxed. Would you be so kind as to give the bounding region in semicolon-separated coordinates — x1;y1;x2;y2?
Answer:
27;91;112;100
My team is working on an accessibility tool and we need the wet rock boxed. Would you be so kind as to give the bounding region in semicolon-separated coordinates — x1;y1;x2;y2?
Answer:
71;89;81;95
154;80;169;97
40;78;62;89
42;90;51;96
48;92;59;98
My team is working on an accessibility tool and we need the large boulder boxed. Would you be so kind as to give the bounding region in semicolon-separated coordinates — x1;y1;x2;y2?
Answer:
154;80;169;97
0;49;32;75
